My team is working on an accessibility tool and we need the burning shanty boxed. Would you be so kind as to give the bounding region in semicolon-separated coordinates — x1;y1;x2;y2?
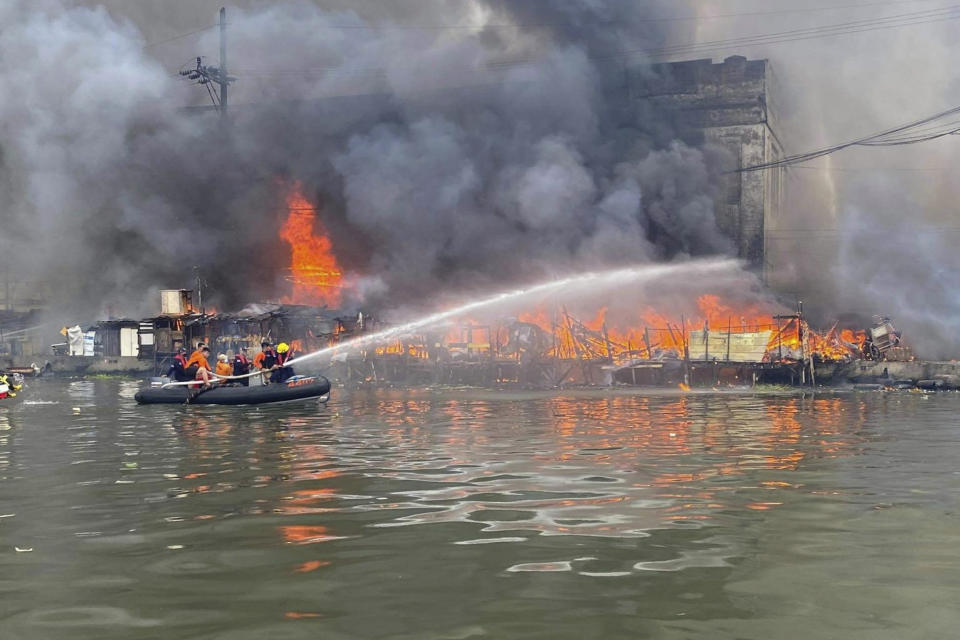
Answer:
23;182;933;389
42;281;923;390
0;179;930;390
315;298;911;388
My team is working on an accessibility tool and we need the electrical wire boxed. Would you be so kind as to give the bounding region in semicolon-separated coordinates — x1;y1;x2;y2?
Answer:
204;82;220;109
632;4;960;59
287;0;950;29
488;6;960;71
223;4;960;79
143;25;217;49
857;122;960;145
790;164;953;172
738;103;960;171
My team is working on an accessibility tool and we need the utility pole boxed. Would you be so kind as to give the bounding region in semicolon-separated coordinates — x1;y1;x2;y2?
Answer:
219;7;228;118
194;266;204;314
179;7;234;119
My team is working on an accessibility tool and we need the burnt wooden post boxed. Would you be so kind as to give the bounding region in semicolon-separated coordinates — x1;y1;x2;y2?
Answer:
665;325;680;355
602;322;613;362
726;317;732;362
680;315;690;386
704;319;710;362
776;315;783;361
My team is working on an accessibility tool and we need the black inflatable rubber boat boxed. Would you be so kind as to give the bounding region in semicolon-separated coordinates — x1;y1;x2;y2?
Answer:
135;376;331;406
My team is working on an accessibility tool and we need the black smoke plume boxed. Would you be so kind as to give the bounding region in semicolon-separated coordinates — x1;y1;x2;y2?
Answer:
1;0;749;329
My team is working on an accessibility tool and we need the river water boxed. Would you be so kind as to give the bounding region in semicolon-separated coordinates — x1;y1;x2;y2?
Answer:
1;379;958;639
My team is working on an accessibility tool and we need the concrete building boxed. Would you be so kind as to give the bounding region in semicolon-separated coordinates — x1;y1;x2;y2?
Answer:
632;55;784;267
0;271;49;314
0;271;50;359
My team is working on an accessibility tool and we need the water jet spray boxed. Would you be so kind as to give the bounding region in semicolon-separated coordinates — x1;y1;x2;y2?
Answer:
162;257;740;387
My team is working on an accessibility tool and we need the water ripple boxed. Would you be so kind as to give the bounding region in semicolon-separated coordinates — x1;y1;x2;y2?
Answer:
1;382;947;638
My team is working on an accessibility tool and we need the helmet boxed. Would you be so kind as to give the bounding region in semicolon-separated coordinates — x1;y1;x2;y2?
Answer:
277;342;289;354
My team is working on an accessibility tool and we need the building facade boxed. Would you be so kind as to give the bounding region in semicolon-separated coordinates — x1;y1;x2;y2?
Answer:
633;55;783;267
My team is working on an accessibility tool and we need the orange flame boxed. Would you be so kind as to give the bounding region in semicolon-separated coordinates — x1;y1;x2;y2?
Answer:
280;185;343;307
369;294;866;364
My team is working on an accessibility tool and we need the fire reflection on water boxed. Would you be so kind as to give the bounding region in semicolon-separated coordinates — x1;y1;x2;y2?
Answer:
4;380;955;636
158;389;869;579
325;391;869;545
0;411;11;471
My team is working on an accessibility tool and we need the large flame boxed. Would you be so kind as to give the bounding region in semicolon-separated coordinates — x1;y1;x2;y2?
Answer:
280;185;343;307
363;293;871;365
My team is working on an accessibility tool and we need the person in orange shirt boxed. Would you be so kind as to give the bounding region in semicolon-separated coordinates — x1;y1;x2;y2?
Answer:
253;341;275;368
185;345;213;387
253;341;277;384
215;354;232;381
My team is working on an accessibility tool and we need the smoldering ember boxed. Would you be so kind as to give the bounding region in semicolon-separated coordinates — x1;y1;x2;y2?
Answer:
5;2;960;638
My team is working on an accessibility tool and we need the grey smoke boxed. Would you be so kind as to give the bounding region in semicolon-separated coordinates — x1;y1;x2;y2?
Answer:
2;0;738;328
19;0;949;356
0;0;960;355
702;3;960;358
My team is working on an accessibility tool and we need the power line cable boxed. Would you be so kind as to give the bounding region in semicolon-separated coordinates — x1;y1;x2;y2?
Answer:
292;0;950;29
647;14;960;60
857;121;960;144
221;3;960;88
212;3;960;78
143;25;217;49
738;103;960;171
632;4;960;58
791;164;953;172
482;6;960;70
628;5;960;53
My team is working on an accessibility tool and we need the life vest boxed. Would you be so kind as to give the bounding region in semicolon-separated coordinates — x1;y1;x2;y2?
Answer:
0;374;16;398
260;350;277;369
233;352;250;375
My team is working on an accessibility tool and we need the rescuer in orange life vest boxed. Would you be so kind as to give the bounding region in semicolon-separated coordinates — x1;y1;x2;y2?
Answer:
185;345;214;387
253;341;277;383
166;347;190;382
215;354;233;380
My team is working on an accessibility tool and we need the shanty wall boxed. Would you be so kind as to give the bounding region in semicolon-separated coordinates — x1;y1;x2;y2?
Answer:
687;330;773;362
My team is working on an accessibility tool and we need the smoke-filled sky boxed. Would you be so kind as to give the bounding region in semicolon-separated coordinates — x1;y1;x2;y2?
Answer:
4;0;960;355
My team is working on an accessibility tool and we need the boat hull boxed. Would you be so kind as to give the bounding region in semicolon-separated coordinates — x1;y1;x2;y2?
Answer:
134;376;331;406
